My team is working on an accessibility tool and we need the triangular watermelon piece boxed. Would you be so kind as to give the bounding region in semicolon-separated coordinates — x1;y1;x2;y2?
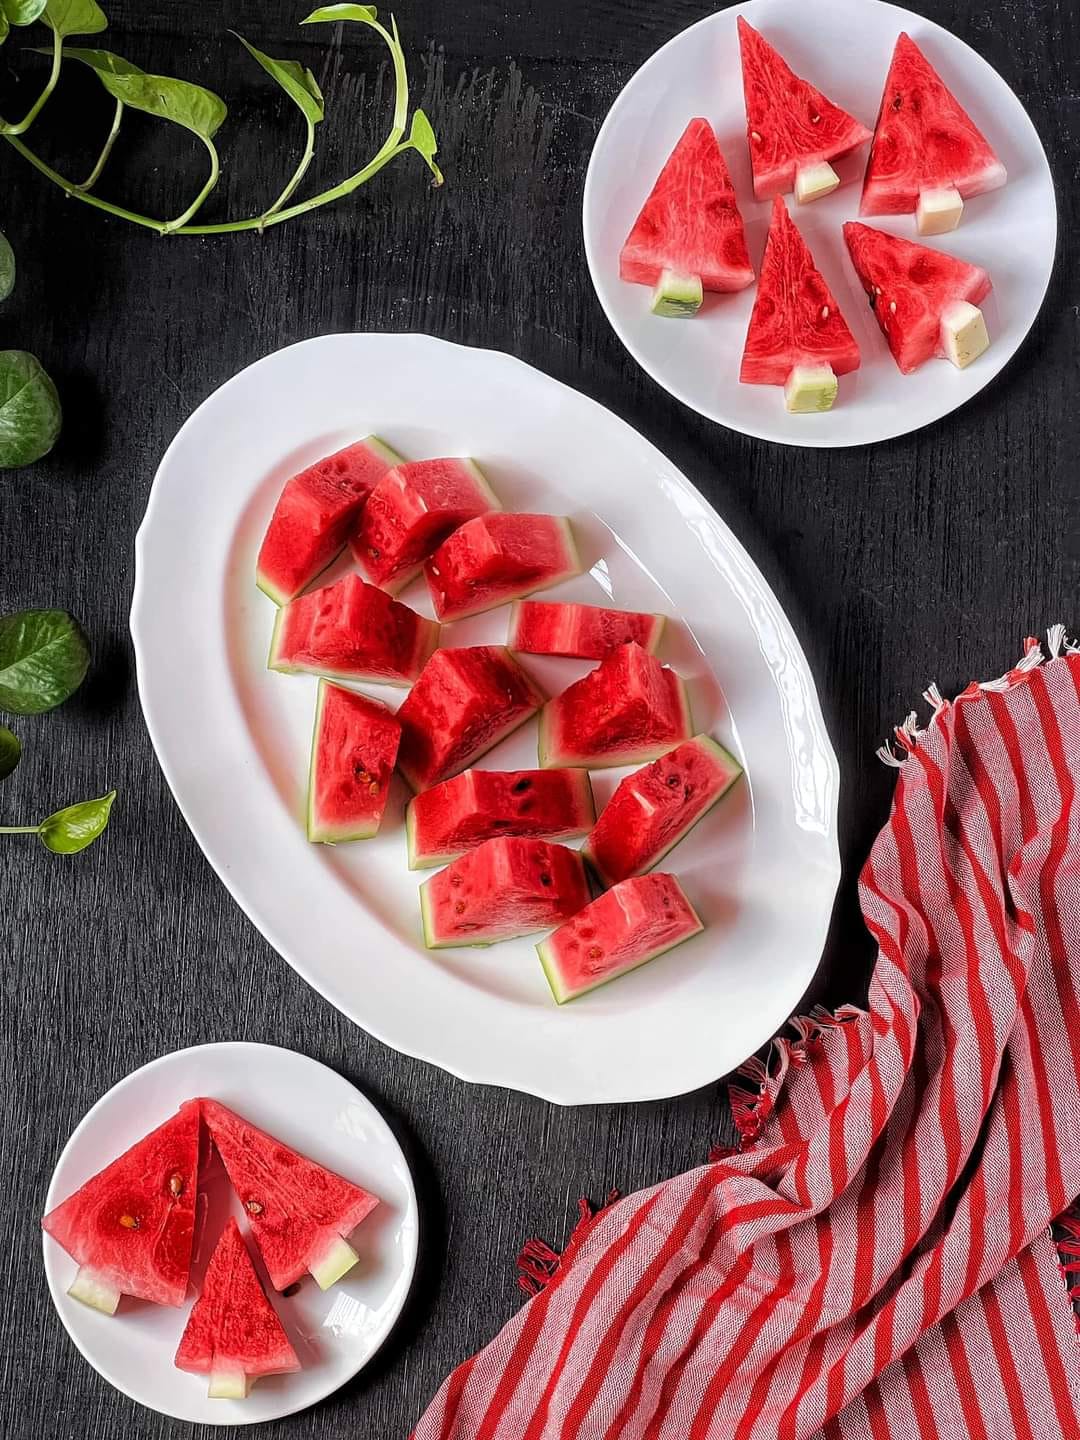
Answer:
861;33;1006;231
620;118;754;311
201;1099;379;1291
738;17;871;203
42;1100;201;1313
843;221;992;374
741;196;859;409
175;1217;300;1399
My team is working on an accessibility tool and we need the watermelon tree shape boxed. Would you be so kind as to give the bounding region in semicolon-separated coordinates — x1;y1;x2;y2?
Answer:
174;1217;300;1400
256;436;402;606
843;221;992;373
619;118;754;317
737;17;871;205
424;513;582;622
861;32;1007;234
268;572;440;686
740;196;860;414
41;1100;201;1314
201;1099;379;1291
308;680;401;843
419;836;591;947
508;600;665;660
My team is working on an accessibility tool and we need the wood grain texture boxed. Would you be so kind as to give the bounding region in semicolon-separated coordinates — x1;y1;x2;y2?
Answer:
0;0;1076;1434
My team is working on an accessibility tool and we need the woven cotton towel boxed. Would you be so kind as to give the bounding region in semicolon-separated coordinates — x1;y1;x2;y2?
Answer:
414;629;1080;1440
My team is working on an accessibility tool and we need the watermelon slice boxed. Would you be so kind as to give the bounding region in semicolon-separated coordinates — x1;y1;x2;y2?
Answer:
740;195;860;413
424;513;581;623
396;646;545;792
406;767;595;869
861;32;1007;232
737;17;871;204
619;118;754;313
350;458;500;594
268;572;439;686
307;680;401;843
843;221;992;373
255;437;403;606
508;600;665;660
538;643;691;770
174;1217;300;1399
41;1100;201;1314
200;1099;379;1292
419;836;591;947
537;874;703;1003
583;735;742;888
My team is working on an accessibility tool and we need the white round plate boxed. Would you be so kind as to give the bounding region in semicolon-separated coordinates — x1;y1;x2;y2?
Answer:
42;1042;418;1425
131;332;840;1104
583;0;1056;447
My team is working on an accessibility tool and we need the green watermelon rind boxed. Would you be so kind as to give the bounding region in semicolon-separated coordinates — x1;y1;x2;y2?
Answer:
537;671;693;770
306;680;395;844
427;516;583;624
267;597;440;688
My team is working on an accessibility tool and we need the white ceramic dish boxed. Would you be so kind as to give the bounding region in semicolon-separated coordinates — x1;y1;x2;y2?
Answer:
131;332;840;1104
42;1042;418;1425
583;0;1056;447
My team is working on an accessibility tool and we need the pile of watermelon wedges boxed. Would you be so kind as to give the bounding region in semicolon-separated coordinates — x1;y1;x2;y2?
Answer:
257;442;745;1003
620;20;1006;411
41;1099;379;1399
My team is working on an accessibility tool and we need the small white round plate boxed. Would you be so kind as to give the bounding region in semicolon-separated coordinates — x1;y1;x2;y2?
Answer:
583;0;1056;447
42;1042;418;1425
131;332;840;1104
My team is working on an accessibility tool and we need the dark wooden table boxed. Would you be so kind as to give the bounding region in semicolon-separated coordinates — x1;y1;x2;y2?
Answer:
1;0;1075;1434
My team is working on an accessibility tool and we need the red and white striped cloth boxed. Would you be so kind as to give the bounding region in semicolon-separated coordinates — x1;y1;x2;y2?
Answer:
414;630;1080;1440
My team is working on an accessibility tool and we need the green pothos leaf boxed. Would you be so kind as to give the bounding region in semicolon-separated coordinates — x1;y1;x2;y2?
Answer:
301;4;378;24
92;68;226;139
234;32;324;127
37;789;115;853
42;0;107;40
0;12;8;43
408;108;441;182
0;726;20;781
0;609;89;714
4;0;49;26
0;231;14;302
61;44;144;78
0;352;62;469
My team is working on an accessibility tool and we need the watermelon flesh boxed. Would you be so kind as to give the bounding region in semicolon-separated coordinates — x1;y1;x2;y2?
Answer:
424;513;581;623
843;221;992;374
538;874;703;1003
406;767;595;869
308;680;401;843
396;646;545;792
255;437;402;606
861;32;1006;225
351;458;500;594
737;17;871;201
539;642;691;770
42;1100;201;1313
200;1099;379;1291
583;734;742;887
620;119;754;298
419;836;591;947
174;1217;300;1399
268;572;439;686
509;600;665;660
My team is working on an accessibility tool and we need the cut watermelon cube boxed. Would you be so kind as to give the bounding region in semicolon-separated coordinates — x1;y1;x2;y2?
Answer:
256;437;403;606
42;1100;201;1313
508;600;665;660
350;457;500;594
174;1217;300;1399
200;1099;378;1292
308;680;401;843
419;836;591;947
268;572;440;686
424;513;581;623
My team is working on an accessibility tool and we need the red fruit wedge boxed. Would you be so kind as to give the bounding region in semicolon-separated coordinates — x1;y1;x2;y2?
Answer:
268;572;440;686
351;458;500;594
843;221;992;374
861;32;1006;233
256;436;403;606
174;1218;300;1400
741;196;860;413
396;645;545;792
620;118;754;317
738;17;871;203
424;513;581;622
200;1099;379;1292
406;767;595;869
508;600;665;660
419;836;591;947
308;680;401;843
41;1100;201;1314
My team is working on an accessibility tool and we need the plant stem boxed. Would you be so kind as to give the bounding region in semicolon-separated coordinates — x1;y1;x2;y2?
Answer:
2;133;169;231
76;96;124;193
1;27;63;136
259;114;315;227
0;825;39;835
162;136;220;233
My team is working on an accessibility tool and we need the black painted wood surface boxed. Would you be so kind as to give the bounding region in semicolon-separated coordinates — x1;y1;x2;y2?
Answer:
1;1;1076;1434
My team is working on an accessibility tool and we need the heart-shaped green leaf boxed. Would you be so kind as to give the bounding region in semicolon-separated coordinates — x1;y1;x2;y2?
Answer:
43;0;106;40
0;12;8;42
91;69;226;139
4;0;49;25
61;44;144;78
234;32;324;127
0;351;62;469
408;108;442;182
37;789;115;853
302;5;378;26
0;231;14;302
0;609;90;715
0;726;20;781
